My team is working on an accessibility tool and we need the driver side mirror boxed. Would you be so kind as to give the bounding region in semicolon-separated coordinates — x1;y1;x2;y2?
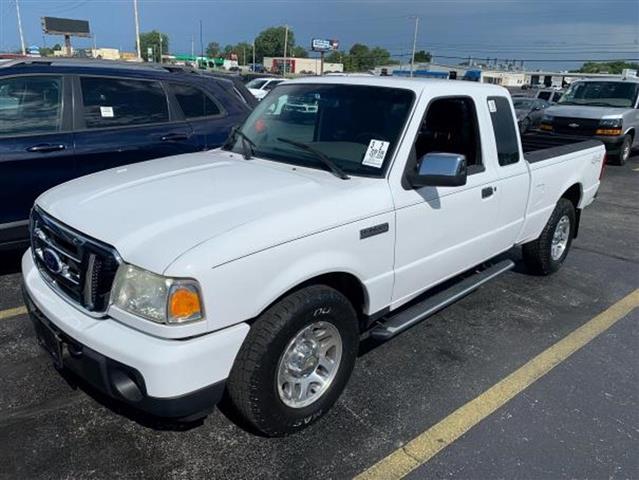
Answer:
409;153;467;188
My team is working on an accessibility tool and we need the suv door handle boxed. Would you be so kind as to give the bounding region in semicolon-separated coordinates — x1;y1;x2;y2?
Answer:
481;186;495;198
161;133;189;142
26;144;66;153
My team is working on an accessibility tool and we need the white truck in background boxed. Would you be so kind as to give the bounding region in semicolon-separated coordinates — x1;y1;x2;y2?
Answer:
22;77;605;436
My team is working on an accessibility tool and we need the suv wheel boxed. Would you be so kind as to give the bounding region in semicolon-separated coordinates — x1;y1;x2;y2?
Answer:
615;135;632;165
226;285;359;436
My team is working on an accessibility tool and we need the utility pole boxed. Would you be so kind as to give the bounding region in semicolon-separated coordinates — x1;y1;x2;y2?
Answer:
242;45;246;66
283;24;288;76
158;31;162;63
133;0;141;61
199;20;203;60
252;40;256;71
409;15;419;78
16;0;26;56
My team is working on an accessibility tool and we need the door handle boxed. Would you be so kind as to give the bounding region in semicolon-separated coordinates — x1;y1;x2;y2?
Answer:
26;144;66;153
161;133;189;142
481;186;495;198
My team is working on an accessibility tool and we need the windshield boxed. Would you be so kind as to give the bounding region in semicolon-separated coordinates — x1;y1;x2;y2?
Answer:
558;81;639;108
513;99;533;109
224;83;415;177
246;79;268;89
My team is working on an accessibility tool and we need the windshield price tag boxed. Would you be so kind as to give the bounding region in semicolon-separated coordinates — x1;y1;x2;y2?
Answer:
487;100;497;113
100;106;114;118
363;139;390;168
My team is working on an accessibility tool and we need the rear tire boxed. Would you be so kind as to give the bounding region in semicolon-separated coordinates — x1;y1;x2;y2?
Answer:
226;285;359;437
522;198;576;275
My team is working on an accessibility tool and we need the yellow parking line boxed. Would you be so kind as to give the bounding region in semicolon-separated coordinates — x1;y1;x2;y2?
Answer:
0;306;27;321
356;288;639;480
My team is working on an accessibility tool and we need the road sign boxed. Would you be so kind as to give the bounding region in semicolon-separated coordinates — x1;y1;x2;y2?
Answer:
311;38;339;52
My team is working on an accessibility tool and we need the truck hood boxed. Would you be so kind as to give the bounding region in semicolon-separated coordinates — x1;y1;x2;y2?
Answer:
36;150;392;274
544;105;628;120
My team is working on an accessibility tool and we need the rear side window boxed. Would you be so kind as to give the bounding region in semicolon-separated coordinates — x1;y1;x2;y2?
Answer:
0;76;62;136
170;83;221;118
488;96;520;166
80;77;168;129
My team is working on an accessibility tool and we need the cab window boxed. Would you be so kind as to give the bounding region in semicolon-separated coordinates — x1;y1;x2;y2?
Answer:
415;97;482;170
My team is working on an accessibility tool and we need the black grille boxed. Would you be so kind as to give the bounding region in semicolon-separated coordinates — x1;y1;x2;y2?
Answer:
552;117;600;136
30;208;119;314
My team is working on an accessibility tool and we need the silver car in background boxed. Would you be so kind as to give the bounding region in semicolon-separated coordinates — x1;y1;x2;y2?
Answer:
513;97;549;133
540;77;639;164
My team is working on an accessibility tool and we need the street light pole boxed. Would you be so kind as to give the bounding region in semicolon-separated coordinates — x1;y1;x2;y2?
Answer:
252;41;256;71
283;24;288;75
16;0;26;56
133;0;142;61
410;15;419;78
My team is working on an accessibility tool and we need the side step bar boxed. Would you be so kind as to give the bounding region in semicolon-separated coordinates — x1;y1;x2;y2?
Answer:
370;259;515;341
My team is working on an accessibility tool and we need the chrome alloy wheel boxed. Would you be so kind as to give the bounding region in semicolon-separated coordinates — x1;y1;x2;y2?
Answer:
276;321;343;409
551;215;570;261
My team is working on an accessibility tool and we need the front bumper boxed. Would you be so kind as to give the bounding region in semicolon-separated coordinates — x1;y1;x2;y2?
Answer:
593;135;626;155
22;250;249;419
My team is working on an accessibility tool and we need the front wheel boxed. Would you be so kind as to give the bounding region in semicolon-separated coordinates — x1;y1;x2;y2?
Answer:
226;285;359;437
522;198;576;275
613;135;632;166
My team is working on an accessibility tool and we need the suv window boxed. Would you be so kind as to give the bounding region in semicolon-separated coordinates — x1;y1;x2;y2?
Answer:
488;96;520;166
416;97;482;168
0;76;62;137
170;83;221;118
80;77;168;129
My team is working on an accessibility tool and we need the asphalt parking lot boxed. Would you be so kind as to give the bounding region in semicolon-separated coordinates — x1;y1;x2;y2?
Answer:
0;155;637;480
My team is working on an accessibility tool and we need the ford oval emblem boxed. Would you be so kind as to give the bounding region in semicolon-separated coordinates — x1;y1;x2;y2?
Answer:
42;248;62;274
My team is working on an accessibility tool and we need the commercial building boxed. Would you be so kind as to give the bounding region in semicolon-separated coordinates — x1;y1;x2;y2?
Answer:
263;56;343;75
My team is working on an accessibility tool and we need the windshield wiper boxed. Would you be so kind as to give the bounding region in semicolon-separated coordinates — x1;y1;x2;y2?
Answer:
276;137;350;180
223;126;256;160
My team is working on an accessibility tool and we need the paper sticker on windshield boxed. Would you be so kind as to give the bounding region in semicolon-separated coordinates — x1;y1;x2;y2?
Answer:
362;139;390;168
100;106;114;118
487;100;497;113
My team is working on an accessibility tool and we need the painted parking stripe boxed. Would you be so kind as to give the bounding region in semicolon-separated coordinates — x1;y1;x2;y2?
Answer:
0;306;27;320
356;288;639;480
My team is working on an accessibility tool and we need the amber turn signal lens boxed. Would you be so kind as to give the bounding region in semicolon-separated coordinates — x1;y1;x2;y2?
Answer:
169;287;202;321
595;128;622;136
539;124;553;131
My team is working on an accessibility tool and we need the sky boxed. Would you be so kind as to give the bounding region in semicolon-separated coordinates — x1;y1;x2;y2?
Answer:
1;0;638;71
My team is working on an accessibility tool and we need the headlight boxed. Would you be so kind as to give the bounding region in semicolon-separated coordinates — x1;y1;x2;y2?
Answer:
598;118;622;129
111;264;204;324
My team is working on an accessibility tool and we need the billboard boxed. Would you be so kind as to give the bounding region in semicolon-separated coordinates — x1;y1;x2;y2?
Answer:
311;38;339;52
42;17;91;37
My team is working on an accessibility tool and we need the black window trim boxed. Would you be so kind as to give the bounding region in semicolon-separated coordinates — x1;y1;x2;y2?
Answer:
73;74;176;132
402;94;485;190
167;80;227;121
487;95;522;167
0;73;72;139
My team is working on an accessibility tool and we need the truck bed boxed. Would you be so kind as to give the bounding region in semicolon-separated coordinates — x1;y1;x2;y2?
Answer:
521;133;603;163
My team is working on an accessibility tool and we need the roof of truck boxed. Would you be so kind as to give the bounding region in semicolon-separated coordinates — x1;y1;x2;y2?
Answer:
285;75;509;95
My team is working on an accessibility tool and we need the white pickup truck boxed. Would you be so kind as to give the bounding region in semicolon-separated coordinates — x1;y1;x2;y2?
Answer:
22;77;605;436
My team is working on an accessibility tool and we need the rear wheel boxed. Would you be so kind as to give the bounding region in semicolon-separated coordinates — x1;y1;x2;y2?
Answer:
522;198;576;275
226;285;359;437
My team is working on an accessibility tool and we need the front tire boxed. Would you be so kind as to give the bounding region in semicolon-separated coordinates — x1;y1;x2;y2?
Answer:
522;198;576;275
613;135;632;166
226;285;359;437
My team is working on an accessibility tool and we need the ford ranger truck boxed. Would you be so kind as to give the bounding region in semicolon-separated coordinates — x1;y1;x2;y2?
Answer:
22;77;605;436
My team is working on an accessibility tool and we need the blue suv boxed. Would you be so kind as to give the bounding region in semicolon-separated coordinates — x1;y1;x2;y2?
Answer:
0;59;254;249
